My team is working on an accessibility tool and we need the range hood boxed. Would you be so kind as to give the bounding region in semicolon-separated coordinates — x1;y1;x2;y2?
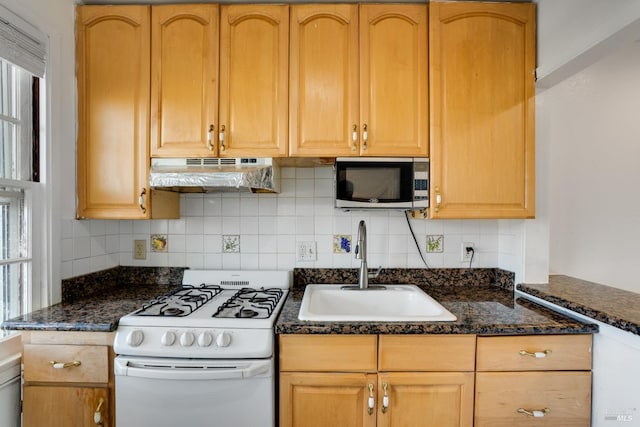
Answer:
149;158;280;193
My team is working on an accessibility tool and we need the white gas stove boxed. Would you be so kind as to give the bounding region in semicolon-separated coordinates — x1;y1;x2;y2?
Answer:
113;270;290;359
114;270;290;427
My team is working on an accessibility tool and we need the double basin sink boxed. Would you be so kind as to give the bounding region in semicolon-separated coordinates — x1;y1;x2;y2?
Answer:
298;284;456;322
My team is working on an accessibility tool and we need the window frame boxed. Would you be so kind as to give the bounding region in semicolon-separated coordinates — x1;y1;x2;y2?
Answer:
0;62;45;324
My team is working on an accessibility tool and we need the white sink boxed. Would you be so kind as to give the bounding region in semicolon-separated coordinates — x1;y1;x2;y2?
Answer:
298;284;457;322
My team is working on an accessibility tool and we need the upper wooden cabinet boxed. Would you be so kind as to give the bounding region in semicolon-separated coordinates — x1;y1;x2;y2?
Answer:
289;4;428;157
219;5;289;157
76;6;178;219
429;2;536;219
150;4;219;158
151;4;288;158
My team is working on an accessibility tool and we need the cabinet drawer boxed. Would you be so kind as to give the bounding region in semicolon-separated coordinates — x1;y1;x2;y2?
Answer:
279;335;377;372
475;371;591;427
23;344;109;383
379;335;476;371
476;335;592;371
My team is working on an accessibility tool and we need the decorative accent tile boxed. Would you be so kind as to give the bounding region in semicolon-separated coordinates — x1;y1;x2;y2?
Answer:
150;234;168;252
426;235;444;253
222;235;240;253
333;235;352;254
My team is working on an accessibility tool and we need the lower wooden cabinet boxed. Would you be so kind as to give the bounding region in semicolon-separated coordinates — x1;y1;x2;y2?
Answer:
279;334;593;427
21;332;114;427
279;334;475;427
475;334;592;427
23;386;109;427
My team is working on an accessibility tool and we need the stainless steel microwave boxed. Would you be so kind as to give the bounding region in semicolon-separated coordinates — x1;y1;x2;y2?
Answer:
334;157;429;210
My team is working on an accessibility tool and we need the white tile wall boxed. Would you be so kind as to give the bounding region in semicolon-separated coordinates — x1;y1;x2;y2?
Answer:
62;167;519;279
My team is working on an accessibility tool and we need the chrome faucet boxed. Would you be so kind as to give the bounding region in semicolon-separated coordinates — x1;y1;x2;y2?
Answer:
355;220;381;289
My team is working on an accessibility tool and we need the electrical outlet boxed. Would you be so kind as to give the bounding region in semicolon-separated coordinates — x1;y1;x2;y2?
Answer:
134;239;146;260
461;242;474;263
296;241;317;262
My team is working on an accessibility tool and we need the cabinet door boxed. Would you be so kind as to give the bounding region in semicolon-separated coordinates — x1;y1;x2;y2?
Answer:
280;372;377;427
76;6;151;219
377;372;474;427
219;5;288;157
359;4;428;157
429;2;536;218
289;4;359;157
23;386;109;427
150;4;219;158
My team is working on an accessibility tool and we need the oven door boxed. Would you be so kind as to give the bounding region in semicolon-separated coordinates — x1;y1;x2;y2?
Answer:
114;356;274;427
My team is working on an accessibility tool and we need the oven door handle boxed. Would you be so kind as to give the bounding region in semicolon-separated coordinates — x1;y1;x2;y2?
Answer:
115;359;271;381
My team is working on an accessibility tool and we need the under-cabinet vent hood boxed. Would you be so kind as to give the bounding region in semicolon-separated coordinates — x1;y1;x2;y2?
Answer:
149;158;280;193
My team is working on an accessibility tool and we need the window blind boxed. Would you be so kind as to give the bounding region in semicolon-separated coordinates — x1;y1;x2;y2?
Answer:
0;6;46;78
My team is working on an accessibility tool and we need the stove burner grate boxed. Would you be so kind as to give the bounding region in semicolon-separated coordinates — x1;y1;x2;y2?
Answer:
212;288;284;319
135;284;223;317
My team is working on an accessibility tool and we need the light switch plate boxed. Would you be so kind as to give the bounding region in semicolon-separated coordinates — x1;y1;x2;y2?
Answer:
297;241;317;262
134;239;146;260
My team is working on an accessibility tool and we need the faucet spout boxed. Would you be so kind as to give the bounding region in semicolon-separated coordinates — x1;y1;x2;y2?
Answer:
355;220;381;289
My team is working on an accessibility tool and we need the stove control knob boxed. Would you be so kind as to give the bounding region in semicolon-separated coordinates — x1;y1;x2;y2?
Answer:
216;332;232;348
161;331;176;346
180;332;195;347
126;330;144;347
197;332;213;347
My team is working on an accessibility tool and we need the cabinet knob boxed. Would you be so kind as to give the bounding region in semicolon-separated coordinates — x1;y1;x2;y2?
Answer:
435;186;441;213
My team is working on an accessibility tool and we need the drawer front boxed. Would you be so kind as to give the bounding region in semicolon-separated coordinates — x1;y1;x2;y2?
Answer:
475;371;591;427
23;344;109;383
476;335;592;371
279;335;377;372
379;335;476;371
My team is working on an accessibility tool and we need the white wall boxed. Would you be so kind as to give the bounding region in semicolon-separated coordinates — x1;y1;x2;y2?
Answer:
536;0;640;88
544;40;640;293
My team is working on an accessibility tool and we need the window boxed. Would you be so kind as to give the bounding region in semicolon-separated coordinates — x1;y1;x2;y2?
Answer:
0;58;37;323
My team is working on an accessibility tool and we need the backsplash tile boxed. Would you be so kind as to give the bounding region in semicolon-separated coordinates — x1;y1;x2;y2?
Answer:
62;166;523;279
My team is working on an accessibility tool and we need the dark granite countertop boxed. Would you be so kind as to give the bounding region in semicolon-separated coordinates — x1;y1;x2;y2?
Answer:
1;266;183;333
517;275;640;336
275;268;598;335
